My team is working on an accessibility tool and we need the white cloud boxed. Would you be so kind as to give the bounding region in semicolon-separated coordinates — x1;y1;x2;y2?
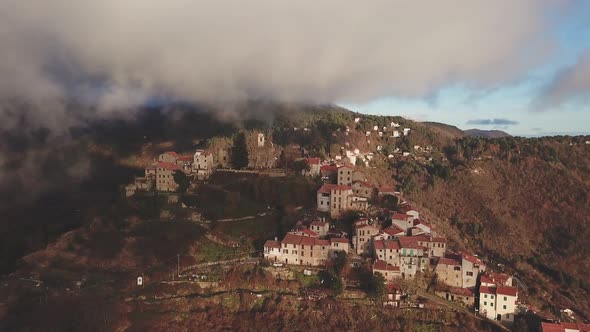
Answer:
0;0;570;128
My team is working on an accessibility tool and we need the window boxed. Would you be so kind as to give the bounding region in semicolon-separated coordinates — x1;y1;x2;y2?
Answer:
484;294;487;298
504;296;507;301
466;271;473;276
491;295;494;299
503;305;506;309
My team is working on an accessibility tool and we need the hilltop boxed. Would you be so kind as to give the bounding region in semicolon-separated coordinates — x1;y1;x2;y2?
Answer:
1;101;589;329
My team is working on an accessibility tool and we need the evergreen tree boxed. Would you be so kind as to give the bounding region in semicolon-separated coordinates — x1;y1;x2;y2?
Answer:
173;170;190;193
231;132;249;169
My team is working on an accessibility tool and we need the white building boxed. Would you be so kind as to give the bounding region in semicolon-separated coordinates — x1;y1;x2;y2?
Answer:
479;286;518;323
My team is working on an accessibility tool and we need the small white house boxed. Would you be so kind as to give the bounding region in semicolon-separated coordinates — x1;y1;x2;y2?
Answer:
403;128;411;136
392;131;400;138
373;125;379;131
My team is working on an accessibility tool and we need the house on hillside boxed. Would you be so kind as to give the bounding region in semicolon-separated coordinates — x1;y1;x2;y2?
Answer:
310;220;330;237
176;155;194;174
478;285;518;323
353;223;380;255
320;164;338;183
392;213;415;230
352;181;374;198
373;260;401;283
158;151;179;163
435;287;474;308
434;257;463;288
337;165;354;186
156;161;181;192
378;186;397;196
263;233;349;266
399;203;420;219
373;236;429;280
380;225;406;239
435;252;486;289
316;183;368;218
302;158;321;177
193;150;214;179
384;283;403;307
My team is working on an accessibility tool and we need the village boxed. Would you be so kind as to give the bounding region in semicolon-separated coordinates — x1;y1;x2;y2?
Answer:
119;116;580;332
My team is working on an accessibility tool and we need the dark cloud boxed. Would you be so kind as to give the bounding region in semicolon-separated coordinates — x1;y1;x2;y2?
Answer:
467;118;519;126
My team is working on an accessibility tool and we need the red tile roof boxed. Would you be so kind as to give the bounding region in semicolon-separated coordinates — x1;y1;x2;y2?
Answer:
158;161;181;171
461;252;484;266
438;257;461;266
486;271;511;285
307;158;321;165
496;286;517;297
338;165;354;171
177;155;193;162
164;151;179;157
318;183;353;193
432;237;447;243
301;228;319;237
398;236;424;250
540;322;566;332
264;240;281;248
330;237;349;244
315;239;330;246
398;203;417;213
386;283;402;293
282;233;303;245
320;165;338;172
479;286;496;295
378;186;396;193
300;236;316;246
356;224;379;230
373;260;400;272
449;287;474;297
374;239;401;250
353;181;374;188
413;235;431;242
480;275;494;285
382;225;405;236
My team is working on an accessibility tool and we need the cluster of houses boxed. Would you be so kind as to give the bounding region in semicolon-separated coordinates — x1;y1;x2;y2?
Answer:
125;132;278;196
314;164;398;218
265;187;520;323
263;220;349;266
126;149;216;195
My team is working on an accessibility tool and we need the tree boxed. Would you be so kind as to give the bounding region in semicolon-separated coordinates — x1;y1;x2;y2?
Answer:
173;170;190;193
292;159;310;173
381;194;398;210
231;132;249;169
368;272;386;299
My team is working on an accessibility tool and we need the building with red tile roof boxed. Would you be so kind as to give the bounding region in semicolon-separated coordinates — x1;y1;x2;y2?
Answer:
373;260;401;282
478;285;518;323
264;233;349;266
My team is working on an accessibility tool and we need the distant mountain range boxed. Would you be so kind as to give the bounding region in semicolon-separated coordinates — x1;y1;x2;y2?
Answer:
463;128;511;138
420;122;511;138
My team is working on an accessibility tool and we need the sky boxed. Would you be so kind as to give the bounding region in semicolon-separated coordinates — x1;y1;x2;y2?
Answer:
1;1;590;136
342;1;590;136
